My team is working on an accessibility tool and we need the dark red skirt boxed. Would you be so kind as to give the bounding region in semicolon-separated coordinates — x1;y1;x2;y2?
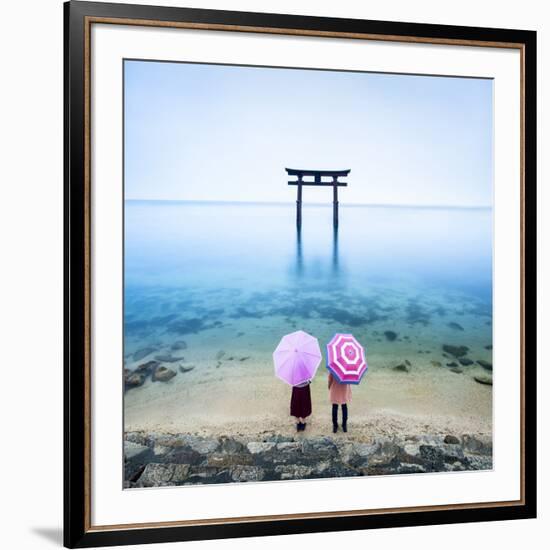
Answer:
290;384;312;418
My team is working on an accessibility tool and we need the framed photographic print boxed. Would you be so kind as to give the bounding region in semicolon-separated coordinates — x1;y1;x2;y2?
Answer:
64;1;537;547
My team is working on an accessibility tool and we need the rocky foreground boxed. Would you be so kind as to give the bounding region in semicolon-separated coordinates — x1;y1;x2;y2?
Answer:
124;431;492;487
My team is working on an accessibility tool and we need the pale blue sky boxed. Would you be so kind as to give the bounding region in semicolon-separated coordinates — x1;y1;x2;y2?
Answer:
124;60;493;207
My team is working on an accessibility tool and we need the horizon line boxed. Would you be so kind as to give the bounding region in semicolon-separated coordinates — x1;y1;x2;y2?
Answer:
124;198;492;210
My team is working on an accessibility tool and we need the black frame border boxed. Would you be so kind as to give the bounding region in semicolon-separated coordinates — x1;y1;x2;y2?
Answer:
64;1;537;547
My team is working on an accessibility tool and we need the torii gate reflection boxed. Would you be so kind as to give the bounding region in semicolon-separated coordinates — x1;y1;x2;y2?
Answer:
295;226;340;279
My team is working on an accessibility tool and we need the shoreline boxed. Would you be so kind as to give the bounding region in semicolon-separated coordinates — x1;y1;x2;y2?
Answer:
124;408;492;441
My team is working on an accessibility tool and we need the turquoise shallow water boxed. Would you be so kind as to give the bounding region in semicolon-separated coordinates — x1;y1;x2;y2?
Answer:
124;200;492;383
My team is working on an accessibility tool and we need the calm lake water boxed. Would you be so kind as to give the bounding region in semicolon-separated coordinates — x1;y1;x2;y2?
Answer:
124;200;493;387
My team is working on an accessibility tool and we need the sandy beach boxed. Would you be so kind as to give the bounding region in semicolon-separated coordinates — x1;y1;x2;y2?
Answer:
124;344;492;440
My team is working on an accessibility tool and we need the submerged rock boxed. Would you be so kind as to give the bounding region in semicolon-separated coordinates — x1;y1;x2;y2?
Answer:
406;300;431;326
171;340;188;351
168;318;209;335
458;358;474;366
446;362;459;368
430;360;442;367
179;365;195;373
450;367;463;374
477;360;493;371
485;345;493;350
444;435;460;445
154;354;184;363
152;366;177;382
448;322;464;331
442;344;469;358
135;360;159;375
384;330;398;342
132;347;157;361
393;364;410;373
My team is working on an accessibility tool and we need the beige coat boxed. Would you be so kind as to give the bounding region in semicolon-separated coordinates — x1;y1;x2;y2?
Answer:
328;373;352;405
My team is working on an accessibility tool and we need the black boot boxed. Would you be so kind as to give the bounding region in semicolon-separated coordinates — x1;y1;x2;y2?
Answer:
296;422;302;432
342;404;348;433
332;404;338;433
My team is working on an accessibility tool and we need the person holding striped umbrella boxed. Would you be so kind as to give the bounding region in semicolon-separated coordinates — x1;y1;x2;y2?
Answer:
326;333;367;433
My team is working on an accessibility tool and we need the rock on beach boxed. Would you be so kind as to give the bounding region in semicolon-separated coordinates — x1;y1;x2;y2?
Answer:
152;366;177;382
124;372;145;390
474;374;493;386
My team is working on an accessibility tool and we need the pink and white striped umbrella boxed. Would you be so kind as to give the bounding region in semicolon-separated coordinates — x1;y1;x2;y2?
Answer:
326;333;367;384
273;330;322;386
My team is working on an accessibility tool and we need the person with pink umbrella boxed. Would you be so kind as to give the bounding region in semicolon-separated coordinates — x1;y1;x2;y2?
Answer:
326;333;368;433
328;373;352;433
290;379;312;432
273;330;322;432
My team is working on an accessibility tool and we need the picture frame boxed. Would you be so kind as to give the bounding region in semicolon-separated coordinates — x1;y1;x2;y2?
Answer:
64;1;537;547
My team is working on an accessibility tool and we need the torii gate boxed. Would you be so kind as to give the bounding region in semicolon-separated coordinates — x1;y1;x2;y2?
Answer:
286;168;350;229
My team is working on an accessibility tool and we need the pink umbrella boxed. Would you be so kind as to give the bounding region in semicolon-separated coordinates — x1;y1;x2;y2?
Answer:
326;333;367;384
273;330;322;386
